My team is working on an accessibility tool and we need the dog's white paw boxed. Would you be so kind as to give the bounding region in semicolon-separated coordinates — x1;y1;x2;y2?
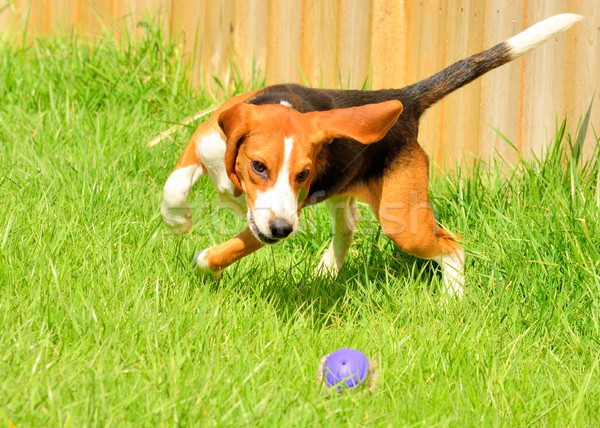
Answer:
314;247;339;277
161;202;193;235
193;249;223;280
441;274;464;299
433;249;465;304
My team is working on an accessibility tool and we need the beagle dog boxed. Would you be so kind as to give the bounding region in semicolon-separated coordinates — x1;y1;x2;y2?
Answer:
161;14;581;298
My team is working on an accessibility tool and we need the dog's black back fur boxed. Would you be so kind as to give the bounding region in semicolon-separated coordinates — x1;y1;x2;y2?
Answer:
248;42;513;204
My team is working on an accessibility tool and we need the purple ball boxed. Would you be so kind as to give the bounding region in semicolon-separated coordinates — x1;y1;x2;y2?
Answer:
324;348;370;390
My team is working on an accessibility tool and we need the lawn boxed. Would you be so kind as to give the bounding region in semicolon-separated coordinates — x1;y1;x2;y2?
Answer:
0;28;598;427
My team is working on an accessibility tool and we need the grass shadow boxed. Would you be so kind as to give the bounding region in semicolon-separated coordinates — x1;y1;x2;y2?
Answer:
204;225;443;329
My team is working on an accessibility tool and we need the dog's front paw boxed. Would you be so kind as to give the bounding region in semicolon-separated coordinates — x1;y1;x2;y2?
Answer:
161;202;193;235
193;249;223;280
314;247;339;277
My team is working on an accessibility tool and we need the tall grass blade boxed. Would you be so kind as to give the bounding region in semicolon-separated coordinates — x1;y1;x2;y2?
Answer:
491;125;519;153
572;95;594;165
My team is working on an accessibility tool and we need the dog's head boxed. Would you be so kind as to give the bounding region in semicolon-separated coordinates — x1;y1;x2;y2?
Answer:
218;100;403;244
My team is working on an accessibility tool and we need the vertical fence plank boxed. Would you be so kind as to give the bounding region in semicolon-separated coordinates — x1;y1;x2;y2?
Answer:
27;0;46;36
337;0;372;89
370;0;406;90
520;0;569;157
439;0;484;167
201;0;234;91
300;0;340;87
479;1;523;165
114;0;172;39
0;2;10;34
0;1;10;32
402;0;420;99
232;0;269;85
48;0;76;34
0;0;26;38
1;0;47;39
74;0;116;37
170;0;205;88
406;0;447;163
565;0;600;160
266;0;302;84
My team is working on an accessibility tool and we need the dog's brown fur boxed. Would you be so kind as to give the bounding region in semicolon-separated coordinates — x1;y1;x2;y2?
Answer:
161;14;581;298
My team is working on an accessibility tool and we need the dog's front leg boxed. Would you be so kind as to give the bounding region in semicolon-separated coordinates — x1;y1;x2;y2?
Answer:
161;138;204;234
315;196;360;276
194;227;264;279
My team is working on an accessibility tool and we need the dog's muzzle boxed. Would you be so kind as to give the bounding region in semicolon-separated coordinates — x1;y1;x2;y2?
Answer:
248;211;294;244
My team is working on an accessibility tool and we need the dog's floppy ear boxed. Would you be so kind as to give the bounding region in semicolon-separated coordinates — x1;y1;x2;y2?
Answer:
308;100;403;144
218;103;255;197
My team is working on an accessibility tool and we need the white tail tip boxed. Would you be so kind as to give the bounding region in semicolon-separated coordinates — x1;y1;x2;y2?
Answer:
507;13;583;58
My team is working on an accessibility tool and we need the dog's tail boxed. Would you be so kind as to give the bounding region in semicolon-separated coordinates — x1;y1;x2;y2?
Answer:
407;13;582;115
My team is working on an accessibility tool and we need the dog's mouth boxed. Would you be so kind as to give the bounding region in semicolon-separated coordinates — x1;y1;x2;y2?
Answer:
248;211;279;245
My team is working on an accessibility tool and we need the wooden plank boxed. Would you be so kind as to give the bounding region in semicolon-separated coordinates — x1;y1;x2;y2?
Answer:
300;0;339;87
266;0;302;84
0;0;24;38
232;0;269;85
0;0;46;40
565;0;600;161
478;1;523;166
74;0;116;37
407;0;447;165
337;0;372;89
115;0;172;39
0;1;10;33
520;0;569;157
201;0;234;93
439;0;484;168
370;0;405;89
170;0;205;88
26;0;46;36
48;0;77;34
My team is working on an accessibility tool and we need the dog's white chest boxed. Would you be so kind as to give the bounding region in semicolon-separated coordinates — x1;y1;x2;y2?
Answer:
196;131;246;215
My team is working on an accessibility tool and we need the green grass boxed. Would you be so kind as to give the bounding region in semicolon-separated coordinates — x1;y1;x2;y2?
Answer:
1;28;599;427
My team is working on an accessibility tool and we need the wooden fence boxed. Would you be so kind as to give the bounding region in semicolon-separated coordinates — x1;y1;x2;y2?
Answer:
1;0;599;165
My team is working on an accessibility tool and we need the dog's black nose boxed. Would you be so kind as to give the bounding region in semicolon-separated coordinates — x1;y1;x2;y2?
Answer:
269;218;293;239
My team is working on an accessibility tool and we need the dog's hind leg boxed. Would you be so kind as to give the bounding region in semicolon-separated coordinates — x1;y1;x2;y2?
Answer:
315;196;360;277
367;145;465;299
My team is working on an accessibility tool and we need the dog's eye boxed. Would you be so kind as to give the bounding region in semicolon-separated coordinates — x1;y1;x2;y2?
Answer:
251;160;268;176
296;169;310;183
